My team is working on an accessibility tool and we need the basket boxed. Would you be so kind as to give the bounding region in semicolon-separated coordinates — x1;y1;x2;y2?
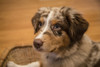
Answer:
1;45;40;67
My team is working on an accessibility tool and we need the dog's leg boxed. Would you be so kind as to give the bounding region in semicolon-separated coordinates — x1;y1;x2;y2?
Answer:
7;61;40;67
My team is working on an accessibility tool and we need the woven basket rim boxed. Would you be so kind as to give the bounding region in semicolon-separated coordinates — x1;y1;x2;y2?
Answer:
1;45;33;67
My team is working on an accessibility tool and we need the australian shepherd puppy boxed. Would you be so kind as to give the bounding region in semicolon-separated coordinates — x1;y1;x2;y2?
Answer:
7;7;100;67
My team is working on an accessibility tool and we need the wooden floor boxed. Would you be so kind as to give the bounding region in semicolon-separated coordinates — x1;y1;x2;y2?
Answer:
0;0;100;65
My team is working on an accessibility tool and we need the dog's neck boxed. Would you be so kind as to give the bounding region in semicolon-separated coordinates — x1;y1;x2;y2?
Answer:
42;35;93;67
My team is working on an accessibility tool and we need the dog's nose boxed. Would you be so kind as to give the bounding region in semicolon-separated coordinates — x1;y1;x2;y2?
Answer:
33;39;43;49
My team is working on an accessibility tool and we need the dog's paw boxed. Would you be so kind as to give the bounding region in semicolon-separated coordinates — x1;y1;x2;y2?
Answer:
7;61;40;67
7;61;18;67
27;61;40;67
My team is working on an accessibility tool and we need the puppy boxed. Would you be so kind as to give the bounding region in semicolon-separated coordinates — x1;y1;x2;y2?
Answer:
7;7;100;67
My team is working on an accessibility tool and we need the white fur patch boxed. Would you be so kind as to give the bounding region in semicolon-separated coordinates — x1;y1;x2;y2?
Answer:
35;11;54;39
7;61;40;67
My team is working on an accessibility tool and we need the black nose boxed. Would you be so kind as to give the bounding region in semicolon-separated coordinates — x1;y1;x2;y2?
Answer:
33;39;43;49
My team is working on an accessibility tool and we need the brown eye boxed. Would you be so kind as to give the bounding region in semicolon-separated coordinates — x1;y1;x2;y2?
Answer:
53;24;61;30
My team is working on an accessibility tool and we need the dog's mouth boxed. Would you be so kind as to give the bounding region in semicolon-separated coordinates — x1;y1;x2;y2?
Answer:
36;48;43;51
33;46;43;52
50;48;56;52
34;46;57;53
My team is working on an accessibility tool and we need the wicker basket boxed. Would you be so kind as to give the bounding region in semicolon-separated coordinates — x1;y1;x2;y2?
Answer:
1;45;40;67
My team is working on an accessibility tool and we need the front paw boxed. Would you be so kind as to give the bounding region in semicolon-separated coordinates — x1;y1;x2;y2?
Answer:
7;61;41;67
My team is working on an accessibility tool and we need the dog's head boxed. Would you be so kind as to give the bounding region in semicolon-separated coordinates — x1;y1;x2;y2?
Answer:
32;7;89;57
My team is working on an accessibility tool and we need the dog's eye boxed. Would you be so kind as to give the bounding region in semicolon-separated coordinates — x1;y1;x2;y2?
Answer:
38;21;43;28
53;24;61;30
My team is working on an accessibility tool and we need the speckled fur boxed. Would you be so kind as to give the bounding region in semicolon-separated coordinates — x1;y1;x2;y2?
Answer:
31;7;100;67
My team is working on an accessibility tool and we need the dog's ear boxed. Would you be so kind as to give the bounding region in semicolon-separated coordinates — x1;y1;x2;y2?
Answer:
61;7;89;43
69;13;89;43
31;13;41;33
